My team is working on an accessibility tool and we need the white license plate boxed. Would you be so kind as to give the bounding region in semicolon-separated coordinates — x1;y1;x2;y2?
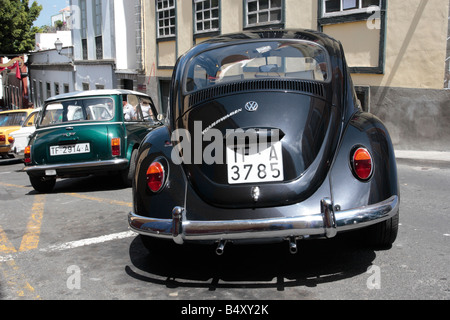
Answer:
50;143;91;156
227;141;284;185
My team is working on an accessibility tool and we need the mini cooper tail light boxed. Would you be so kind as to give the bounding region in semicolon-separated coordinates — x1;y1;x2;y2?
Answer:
352;147;373;181
24;146;31;164
111;138;121;157
147;161;166;193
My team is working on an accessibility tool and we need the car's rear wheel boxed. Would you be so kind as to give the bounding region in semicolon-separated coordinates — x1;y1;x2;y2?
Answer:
121;149;138;187
29;176;56;193
364;212;399;248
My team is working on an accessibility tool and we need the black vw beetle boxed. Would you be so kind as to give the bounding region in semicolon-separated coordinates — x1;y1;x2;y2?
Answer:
129;30;399;255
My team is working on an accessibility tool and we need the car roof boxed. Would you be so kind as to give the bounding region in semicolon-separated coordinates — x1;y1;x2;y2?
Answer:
190;29;340;53
0;109;34;115
45;89;148;103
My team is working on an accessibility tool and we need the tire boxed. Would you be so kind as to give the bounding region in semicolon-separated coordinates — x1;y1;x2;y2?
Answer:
29;176;56;193
365;212;399;248
121;149;138;187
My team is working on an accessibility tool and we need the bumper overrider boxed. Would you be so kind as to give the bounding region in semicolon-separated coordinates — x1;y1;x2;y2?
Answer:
129;195;399;247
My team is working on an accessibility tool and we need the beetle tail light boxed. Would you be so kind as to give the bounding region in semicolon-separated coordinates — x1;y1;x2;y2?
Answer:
24;146;32;164
8;136;15;144
147;161;166;193
0;135;5;142
112;138;121;157
352;147;373;181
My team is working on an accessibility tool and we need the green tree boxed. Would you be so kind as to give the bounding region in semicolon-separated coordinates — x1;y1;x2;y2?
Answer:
0;0;43;54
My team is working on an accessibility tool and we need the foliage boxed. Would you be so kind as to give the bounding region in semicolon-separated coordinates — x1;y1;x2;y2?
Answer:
0;0;43;54
55;20;64;30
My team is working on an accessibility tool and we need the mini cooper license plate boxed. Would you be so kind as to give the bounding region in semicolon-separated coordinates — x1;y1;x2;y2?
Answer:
50;143;91;156
227;141;284;185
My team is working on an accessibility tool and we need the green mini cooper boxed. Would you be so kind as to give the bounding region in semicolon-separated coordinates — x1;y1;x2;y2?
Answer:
24;90;160;193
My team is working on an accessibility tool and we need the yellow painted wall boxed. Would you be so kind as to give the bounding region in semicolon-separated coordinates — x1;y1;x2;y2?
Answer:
222;0;244;34
143;0;449;90
285;0;317;30
323;21;380;68
351;0;449;89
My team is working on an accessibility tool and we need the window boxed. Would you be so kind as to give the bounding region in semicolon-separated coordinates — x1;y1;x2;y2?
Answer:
46;82;51;99
322;0;381;17
138;97;158;122
40;98;115;127
156;0;176;38
64;84;70;93
0;112;29;127
245;0;282;28
318;0;386;74
80;0;88;60
82;83;90;91
185;40;331;93
95;36;103;60
39;81;44;106
54;83;60;96
123;94;143;122
32;80;37;107
194;0;220;34
93;0;103;59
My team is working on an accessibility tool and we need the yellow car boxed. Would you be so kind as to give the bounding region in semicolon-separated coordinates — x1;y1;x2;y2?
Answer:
0;109;34;159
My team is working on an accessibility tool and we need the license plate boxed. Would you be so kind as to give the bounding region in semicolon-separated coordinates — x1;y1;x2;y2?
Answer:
50;143;91;156
227;141;284;185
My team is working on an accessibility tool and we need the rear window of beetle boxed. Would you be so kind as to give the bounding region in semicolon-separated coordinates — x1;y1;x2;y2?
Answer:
184;40;331;93
40;98;115;127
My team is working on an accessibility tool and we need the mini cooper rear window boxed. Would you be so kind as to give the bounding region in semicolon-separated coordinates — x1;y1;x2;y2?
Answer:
40;98;114;127
185;40;331;93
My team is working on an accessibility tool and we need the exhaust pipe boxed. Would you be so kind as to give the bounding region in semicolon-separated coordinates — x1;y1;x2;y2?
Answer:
289;237;298;255
216;240;227;256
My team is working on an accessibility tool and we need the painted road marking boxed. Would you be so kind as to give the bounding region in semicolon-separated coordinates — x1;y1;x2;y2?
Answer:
0;181;134;299
0;226;40;299
0;226;17;255
1;231;137;262
19;195;46;252
40;231;136;253
66;193;133;208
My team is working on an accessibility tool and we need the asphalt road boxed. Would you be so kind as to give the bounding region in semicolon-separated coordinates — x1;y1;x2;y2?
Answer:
0;157;448;302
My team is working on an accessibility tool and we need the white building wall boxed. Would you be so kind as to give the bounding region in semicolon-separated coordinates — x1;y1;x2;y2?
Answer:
35;31;72;51
114;0;137;70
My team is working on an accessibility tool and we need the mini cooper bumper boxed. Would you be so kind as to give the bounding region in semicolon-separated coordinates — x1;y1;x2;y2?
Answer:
24;159;129;177
129;195;399;247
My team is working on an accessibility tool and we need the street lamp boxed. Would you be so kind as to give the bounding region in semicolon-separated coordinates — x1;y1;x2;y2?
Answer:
54;38;74;65
54;38;63;55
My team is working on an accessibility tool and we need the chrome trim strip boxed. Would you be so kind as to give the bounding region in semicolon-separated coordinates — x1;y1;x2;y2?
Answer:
128;196;399;243
35;122;125;132
24;159;129;173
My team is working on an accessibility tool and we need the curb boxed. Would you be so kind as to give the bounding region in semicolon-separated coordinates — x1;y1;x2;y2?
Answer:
395;150;450;166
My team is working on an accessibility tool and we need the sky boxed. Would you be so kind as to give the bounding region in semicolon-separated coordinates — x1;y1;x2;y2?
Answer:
33;0;70;27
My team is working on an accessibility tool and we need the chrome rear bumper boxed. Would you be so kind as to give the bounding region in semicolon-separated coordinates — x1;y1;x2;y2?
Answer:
128;196;399;245
24;159;129;174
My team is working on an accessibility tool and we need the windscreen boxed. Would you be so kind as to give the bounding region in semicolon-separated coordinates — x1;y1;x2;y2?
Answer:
0;112;29;127
185;40;331;93
40;98;114;127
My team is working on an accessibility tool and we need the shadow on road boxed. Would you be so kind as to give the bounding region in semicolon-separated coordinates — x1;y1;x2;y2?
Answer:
126;233;378;292
24;174;129;195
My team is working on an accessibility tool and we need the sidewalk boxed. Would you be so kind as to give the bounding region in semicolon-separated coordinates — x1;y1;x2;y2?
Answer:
395;150;450;164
